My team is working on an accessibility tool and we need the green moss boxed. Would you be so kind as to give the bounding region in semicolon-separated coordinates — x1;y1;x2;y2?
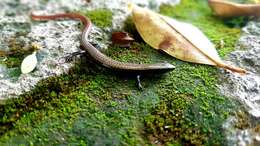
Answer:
142;0;243;145
0;41;38;79
0;58;158;145
0;0;244;145
0;57;21;68
0;21;32;69
80;9;113;28
0;37;37;69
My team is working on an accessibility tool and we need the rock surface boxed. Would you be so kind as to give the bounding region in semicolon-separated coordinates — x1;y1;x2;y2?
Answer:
220;20;260;117
220;19;260;146
0;0;82;99
0;0;113;100
0;0;180;100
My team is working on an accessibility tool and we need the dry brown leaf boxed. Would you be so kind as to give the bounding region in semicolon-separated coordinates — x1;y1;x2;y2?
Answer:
131;4;246;74
208;0;260;17
111;31;134;47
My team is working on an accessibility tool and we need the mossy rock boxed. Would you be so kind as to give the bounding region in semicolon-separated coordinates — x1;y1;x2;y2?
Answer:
0;0;246;145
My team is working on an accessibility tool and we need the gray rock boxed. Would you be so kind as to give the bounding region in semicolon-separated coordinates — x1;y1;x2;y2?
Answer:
0;0;104;100
220;19;260;118
220;19;260;146
223;116;260;146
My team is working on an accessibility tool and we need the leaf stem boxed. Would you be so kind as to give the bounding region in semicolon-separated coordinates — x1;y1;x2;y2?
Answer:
221;64;247;74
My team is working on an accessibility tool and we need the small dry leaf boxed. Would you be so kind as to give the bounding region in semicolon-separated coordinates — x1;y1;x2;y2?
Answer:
0;51;8;57
21;51;37;74
208;0;260;17
112;31;134;47
131;4;246;73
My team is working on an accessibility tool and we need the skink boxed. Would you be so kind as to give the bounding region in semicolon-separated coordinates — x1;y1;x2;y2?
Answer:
31;13;175;73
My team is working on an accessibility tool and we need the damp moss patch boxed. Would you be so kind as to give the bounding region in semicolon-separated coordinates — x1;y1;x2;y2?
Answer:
80;9;113;28
143;0;242;145
0;35;34;69
0;60;160;145
0;0;244;145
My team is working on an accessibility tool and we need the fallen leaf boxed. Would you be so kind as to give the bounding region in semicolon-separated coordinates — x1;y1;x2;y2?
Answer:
0;51;8;57
208;0;260;17
112;31;134;47
21;51;37;74
131;4;246;73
